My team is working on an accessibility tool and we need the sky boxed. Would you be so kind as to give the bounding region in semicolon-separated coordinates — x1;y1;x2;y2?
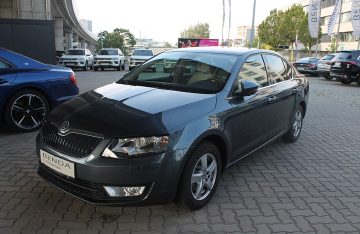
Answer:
75;0;300;44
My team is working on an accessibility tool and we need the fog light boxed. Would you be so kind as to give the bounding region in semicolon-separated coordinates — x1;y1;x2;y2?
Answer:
104;186;145;197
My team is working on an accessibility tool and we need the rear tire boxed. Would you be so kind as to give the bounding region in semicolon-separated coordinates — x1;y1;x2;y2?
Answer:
122;62;125;70
82;62;88;71
5;89;49;132
341;79;352;84
117;62;121;71
178;141;221;210
324;76;332;80
283;105;303;143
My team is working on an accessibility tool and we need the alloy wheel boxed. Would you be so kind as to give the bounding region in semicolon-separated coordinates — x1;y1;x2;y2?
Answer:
191;153;217;201
10;94;46;130
292;109;302;138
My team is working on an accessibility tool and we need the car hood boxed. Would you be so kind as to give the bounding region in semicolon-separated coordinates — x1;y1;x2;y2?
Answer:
48;83;216;138
130;55;152;60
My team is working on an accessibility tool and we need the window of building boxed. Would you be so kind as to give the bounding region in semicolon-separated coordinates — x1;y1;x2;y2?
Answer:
341;12;351;23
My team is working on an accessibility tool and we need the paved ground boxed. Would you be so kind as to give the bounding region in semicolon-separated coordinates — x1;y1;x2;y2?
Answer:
1;72;360;233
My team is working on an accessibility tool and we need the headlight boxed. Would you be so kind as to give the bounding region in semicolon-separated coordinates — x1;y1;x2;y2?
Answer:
112;57;119;61
78;58;85;62
102;136;169;158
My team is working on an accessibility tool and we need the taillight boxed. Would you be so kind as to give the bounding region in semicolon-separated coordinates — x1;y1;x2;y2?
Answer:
309;64;316;68
346;61;357;65
325;61;332;65
69;72;77;86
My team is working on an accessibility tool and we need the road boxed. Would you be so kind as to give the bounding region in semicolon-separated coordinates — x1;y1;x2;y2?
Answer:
1;72;360;233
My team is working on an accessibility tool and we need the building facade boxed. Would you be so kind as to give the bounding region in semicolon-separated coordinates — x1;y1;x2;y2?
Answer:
235;25;258;47
296;0;358;51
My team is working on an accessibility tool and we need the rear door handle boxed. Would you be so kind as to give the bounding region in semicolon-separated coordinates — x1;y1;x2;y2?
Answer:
268;96;277;102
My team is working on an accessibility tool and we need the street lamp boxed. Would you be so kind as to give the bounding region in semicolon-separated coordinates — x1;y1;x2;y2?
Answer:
249;0;256;48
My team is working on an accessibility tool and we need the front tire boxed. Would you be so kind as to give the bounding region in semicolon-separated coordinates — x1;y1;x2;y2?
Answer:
179;141;221;210
324;76;333;80
83;62;88;71
341;79;352;84
4;89;49;132
283;105;303;143
117;62;121;71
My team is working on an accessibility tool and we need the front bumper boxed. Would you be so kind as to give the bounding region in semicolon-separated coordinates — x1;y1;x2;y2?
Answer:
94;60;119;68
60;61;86;68
36;135;182;205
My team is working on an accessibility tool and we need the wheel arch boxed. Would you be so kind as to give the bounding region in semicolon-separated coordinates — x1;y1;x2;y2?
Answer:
1;85;52;122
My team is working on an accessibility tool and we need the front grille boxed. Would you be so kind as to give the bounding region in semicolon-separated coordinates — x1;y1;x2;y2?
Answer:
41;122;102;158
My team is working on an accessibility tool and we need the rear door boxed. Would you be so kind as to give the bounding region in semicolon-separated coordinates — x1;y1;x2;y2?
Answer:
263;54;298;136
0;58;17;109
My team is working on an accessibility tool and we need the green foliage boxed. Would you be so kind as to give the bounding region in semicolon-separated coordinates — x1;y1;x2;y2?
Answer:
97;28;136;55
258;4;319;52
258;9;283;50
326;38;337;53
298;13;321;54
180;23;210;38
164;42;172;47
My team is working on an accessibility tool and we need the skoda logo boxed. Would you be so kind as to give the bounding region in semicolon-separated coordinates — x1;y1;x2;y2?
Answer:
59;121;70;134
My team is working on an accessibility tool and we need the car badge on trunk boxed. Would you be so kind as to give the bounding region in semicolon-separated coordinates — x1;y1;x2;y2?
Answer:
59;121;70;135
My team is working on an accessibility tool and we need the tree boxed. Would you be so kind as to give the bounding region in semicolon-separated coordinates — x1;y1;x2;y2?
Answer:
96;28;136;55
326;38;337;53
164;42;172;47
298;13;322;56
258;9;283;50
180;23;210;38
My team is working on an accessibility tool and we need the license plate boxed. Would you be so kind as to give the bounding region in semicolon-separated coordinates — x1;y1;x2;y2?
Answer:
66;63;75;66
101;62;109;64
40;149;75;178
335;62;340;66
297;67;304;71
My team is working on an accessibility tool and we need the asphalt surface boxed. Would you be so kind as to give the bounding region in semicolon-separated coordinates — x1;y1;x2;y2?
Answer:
0;71;360;233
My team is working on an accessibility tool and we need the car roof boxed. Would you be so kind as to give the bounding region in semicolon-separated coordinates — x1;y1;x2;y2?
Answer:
101;48;119;50
164;46;277;56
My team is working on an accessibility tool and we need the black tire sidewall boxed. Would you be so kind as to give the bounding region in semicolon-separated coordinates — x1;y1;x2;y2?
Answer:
283;105;304;143
4;89;49;132
180;141;221;210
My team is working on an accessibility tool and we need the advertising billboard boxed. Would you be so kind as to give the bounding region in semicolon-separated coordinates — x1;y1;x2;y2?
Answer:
178;38;219;48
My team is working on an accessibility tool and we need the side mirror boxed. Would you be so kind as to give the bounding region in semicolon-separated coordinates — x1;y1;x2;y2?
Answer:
241;80;259;96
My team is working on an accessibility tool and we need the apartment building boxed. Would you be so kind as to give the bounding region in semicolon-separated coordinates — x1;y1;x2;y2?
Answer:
294;0;358;51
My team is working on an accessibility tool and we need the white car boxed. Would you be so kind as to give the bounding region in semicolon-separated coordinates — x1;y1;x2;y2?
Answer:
59;48;94;71
94;48;125;71
129;49;154;70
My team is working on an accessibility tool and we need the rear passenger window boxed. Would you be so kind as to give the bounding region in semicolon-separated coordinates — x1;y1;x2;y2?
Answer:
237;54;268;87
263;54;288;84
0;60;10;69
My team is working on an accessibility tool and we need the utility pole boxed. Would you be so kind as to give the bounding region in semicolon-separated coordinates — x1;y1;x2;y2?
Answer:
335;0;343;51
227;0;232;47
222;0;225;46
249;0;256;48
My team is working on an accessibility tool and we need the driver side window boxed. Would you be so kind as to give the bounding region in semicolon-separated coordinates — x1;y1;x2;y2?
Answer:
237;54;268;89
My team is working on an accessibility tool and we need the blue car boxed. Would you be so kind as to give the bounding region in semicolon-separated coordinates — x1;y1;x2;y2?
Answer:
0;48;79;132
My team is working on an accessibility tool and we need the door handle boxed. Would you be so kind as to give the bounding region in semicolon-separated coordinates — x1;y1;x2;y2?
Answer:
293;88;298;93
268;96;277;102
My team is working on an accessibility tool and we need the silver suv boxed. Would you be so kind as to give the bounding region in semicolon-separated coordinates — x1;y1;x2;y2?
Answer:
129;49;153;70
60;48;94;71
94;48;125;71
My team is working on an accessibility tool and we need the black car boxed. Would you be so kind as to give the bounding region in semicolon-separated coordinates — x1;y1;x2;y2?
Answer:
330;50;360;85
37;47;309;210
293;57;320;76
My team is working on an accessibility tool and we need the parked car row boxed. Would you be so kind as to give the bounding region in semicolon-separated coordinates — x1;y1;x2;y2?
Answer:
294;50;360;86
59;48;153;71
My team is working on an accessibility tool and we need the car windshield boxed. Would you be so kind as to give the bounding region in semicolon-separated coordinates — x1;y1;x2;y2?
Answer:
99;49;118;55
336;51;352;60
66;50;85;55
133;50;153;56
118;51;237;94
322;54;335;60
